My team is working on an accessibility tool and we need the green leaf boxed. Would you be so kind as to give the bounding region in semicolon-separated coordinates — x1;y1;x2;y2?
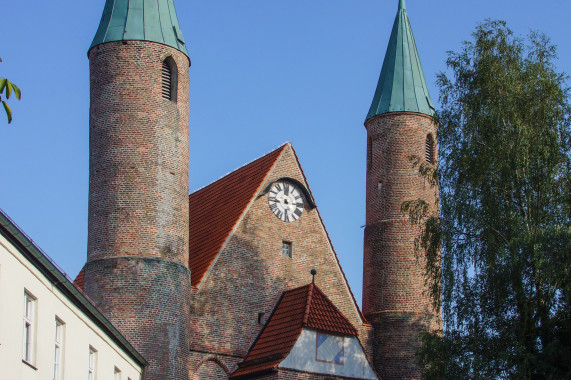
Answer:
5;80;12;99
12;83;21;100
2;100;12;124
0;78;6;94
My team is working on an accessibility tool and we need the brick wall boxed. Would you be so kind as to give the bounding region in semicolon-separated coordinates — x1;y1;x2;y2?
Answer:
257;367;369;379
362;112;440;380
85;40;191;380
189;145;373;378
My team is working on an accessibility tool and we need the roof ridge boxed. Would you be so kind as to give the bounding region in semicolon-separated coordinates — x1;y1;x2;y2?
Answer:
190;142;289;195
302;283;314;326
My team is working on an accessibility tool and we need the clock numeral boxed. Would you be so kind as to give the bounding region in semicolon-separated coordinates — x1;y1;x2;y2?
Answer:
284;212;290;222
269;197;277;202
284;183;290;196
294;208;302;217
270;203;279;212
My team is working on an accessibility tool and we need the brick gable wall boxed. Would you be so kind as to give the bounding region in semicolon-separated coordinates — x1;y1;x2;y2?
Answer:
189;145;372;378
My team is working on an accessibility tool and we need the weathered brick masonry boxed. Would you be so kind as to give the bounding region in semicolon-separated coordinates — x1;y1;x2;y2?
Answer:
84;41;191;380
363;112;440;380
189;146;373;377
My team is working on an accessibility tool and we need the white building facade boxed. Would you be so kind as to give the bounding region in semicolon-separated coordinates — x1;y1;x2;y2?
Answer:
0;209;147;380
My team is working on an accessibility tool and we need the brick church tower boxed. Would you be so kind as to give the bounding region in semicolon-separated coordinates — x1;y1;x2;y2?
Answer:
362;0;439;379
83;1;191;379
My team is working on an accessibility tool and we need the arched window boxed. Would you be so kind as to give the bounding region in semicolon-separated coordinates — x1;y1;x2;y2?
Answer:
425;134;435;164
161;57;178;101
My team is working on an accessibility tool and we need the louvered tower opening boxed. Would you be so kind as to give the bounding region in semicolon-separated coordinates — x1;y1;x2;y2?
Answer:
162;60;172;100
426;134;435;164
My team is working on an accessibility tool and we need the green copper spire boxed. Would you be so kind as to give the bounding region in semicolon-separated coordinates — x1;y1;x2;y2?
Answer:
366;0;434;120
90;0;188;57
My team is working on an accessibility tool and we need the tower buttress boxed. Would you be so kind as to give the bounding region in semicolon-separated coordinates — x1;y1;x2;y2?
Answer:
83;1;191;379
363;1;440;379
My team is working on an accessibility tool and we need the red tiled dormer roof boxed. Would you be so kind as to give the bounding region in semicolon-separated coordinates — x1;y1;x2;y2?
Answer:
230;283;357;379
188;144;287;287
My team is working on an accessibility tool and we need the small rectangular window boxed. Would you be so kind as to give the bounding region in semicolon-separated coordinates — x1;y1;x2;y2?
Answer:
316;333;344;365
54;318;64;380
23;292;36;363
257;312;265;325
114;367;121;380
88;346;97;380
282;241;292;258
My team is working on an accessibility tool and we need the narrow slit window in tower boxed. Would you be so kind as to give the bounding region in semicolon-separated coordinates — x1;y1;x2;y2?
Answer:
426;134;435;164
367;137;372;171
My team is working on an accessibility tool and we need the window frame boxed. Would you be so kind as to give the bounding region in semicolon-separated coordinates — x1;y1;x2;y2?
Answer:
315;332;345;365
22;291;36;364
114;366;122;380
88;346;97;380
161;56;178;102
54;318;64;380
281;241;293;258
425;134;435;164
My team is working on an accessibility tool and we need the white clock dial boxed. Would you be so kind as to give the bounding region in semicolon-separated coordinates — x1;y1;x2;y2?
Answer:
268;182;304;222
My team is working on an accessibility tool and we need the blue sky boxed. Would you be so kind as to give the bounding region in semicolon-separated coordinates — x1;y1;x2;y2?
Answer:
2;0;570;305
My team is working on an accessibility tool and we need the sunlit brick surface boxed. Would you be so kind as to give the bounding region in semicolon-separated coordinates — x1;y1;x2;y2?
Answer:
85;41;191;380
363;112;440;380
188;145;373;379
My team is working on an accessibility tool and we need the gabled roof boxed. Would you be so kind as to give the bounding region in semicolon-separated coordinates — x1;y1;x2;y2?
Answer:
366;0;434;120
231;283;357;379
90;0;189;58
188;144;287;287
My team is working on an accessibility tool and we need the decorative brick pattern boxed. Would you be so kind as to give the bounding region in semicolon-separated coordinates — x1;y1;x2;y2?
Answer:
85;41;191;380
363;112;440;380
188;145;373;379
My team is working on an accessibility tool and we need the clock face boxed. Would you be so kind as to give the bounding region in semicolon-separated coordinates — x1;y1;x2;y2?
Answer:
268;182;304;222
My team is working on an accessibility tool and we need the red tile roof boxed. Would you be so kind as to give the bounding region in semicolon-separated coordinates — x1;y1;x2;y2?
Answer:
74;267;85;290
189;145;286;287
231;283;357;378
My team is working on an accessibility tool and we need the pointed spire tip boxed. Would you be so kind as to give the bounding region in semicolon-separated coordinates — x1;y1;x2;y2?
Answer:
399;0;406;10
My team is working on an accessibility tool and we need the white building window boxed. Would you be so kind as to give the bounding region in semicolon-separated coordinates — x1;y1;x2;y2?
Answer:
114;366;121;380
88;346;97;380
316;333;344;365
54;318;64;380
22;291;36;363
282;241;292;258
